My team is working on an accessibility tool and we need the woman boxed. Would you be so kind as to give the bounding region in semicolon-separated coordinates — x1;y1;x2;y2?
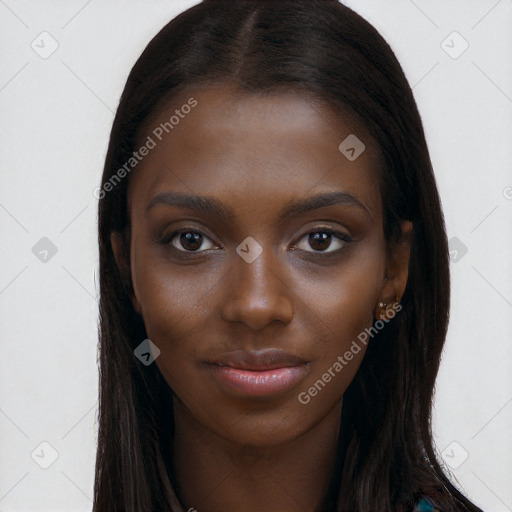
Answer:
94;1;485;511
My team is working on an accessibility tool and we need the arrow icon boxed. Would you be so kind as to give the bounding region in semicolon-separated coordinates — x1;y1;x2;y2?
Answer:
31;31;59;60
236;237;262;263
32;237;58;262
134;339;161;365
339;134;365;161
31;441;59;469
440;31;468;59
448;236;467;262
441;441;469;469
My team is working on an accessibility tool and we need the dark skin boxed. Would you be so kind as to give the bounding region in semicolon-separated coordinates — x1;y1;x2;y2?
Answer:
112;83;412;512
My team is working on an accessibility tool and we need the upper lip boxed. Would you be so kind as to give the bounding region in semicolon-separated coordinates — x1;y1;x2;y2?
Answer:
208;348;307;371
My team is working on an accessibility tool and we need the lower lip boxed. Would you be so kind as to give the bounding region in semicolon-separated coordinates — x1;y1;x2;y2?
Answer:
208;365;308;396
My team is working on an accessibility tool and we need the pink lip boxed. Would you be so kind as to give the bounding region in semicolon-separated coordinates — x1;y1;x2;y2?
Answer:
206;349;309;396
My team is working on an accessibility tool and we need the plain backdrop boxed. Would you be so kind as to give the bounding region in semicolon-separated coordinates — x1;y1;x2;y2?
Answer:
1;1;511;511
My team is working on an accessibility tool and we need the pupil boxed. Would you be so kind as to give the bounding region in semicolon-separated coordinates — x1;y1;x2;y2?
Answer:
181;232;202;251
309;232;330;251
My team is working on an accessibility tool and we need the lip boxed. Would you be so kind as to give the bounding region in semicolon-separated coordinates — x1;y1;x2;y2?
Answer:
206;349;309;396
209;348;307;371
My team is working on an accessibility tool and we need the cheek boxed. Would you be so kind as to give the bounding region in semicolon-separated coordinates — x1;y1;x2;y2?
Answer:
296;244;384;396
131;253;220;386
303;245;385;348
135;269;211;340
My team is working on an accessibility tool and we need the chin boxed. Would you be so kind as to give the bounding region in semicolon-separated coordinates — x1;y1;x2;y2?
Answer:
207;406;319;447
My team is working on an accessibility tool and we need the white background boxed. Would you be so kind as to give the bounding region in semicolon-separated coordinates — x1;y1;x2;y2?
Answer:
0;1;511;510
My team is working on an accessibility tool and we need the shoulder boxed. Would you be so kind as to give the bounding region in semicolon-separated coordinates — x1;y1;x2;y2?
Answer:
413;496;442;512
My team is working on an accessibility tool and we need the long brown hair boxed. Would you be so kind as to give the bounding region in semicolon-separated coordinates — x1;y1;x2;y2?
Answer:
94;1;484;510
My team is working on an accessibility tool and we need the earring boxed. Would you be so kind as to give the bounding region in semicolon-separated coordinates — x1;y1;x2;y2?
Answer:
377;296;400;319
379;295;399;308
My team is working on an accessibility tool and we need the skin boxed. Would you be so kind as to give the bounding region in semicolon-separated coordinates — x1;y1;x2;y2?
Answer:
111;82;412;512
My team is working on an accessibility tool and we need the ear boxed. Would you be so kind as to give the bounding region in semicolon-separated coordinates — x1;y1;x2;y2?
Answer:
110;231;141;314
375;221;412;320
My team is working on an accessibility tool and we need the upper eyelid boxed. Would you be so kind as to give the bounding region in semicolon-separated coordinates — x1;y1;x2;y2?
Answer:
164;223;350;238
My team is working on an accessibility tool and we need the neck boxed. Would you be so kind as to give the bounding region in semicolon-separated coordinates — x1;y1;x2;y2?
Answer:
171;399;343;512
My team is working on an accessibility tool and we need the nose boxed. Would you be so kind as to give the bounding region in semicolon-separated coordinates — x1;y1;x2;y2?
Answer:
220;246;294;331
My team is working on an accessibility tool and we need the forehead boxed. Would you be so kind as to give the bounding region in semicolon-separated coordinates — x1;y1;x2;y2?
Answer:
128;83;382;219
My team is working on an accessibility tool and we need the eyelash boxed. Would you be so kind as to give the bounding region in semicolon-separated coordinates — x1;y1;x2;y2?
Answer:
159;226;353;255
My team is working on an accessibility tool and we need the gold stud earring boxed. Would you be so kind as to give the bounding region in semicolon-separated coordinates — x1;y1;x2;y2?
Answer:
377;295;399;321
378;295;399;311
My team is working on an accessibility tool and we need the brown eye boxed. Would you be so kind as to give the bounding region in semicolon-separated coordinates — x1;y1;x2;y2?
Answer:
295;229;352;254
166;229;216;252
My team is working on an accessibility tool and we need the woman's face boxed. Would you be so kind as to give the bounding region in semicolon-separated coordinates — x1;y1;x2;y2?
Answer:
113;83;409;446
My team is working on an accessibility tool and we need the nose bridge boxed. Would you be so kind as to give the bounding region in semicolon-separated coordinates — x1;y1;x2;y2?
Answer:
238;243;277;293
220;240;294;329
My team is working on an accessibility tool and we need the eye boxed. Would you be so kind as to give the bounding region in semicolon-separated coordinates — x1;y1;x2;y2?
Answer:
164;228;217;253
161;227;351;254
293;228;352;254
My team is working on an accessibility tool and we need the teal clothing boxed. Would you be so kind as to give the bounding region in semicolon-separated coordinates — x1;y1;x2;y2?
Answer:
413;496;442;511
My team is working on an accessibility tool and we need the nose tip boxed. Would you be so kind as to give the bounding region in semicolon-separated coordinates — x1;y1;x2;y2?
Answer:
222;293;294;331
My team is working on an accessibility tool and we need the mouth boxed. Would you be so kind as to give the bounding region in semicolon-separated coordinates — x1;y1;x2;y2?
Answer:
205;348;310;397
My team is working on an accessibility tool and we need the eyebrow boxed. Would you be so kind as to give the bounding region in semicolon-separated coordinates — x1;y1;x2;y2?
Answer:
145;190;371;220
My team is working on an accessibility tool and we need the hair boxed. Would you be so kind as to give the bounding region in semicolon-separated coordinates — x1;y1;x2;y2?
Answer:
94;1;484;511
